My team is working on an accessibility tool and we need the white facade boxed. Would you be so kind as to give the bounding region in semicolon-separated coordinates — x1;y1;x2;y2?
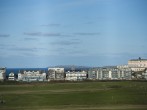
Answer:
96;67;132;80
128;58;147;72
0;67;6;81
18;70;46;82
88;69;97;80
65;71;87;81
8;72;16;81
48;68;64;80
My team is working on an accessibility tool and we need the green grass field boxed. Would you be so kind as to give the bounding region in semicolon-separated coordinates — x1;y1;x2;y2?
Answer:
0;81;147;110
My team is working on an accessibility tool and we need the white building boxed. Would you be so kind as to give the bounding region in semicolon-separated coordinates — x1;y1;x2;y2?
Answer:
0;67;6;81
97;68;117;80
95;67;132;80
88;69;97;80
48;68;65;81
128;57;147;72
65;71;87;81
8;72;16;81
18;70;46;82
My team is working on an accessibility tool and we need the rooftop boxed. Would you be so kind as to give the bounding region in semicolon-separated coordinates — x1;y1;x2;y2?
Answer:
129;57;147;61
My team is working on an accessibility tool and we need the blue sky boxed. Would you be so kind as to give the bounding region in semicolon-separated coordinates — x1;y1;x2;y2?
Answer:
0;0;147;67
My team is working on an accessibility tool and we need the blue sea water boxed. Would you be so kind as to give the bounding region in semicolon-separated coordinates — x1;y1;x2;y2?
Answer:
6;68;48;76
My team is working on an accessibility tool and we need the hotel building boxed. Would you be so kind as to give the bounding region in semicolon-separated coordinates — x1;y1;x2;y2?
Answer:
128;57;147;72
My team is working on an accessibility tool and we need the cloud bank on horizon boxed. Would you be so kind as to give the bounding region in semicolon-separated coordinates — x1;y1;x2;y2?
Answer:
0;0;147;67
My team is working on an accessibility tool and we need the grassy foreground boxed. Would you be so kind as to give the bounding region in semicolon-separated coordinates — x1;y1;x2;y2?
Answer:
0;81;147;110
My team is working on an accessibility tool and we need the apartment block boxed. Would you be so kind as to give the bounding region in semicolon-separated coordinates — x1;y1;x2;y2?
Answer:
48;68;65;81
